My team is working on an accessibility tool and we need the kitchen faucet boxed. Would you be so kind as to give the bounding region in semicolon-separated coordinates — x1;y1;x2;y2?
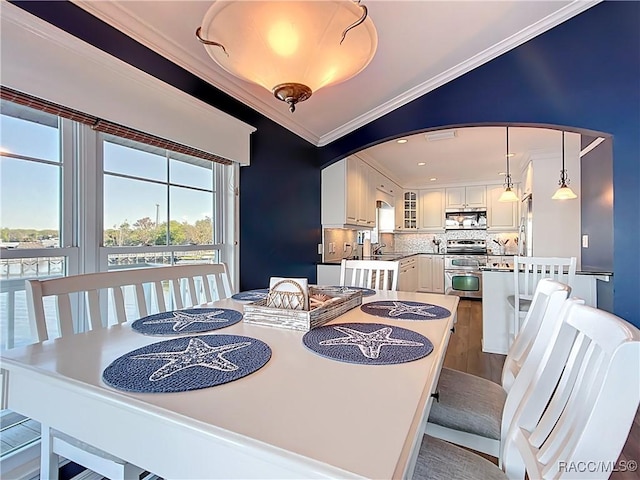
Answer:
372;243;386;255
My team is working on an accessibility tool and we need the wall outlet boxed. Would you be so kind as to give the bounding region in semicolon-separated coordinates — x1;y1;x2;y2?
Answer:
343;242;349;252
318;244;323;255
582;234;589;248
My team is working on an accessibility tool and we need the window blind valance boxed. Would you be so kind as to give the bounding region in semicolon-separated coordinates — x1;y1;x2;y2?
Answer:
1;87;232;165
1;3;255;165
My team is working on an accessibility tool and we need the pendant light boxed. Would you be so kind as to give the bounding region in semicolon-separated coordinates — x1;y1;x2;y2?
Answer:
552;131;578;200
196;1;378;113
499;126;518;202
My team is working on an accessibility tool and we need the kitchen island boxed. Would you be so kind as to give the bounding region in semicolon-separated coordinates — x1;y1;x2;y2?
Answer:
481;267;612;354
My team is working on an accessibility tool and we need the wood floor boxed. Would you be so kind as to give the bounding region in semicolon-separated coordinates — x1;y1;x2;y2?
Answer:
444;298;639;479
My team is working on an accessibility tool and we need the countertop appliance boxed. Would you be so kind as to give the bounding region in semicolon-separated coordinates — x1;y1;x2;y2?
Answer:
444;239;487;298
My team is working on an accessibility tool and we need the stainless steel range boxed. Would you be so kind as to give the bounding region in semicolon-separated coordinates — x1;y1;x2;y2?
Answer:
444;239;487;299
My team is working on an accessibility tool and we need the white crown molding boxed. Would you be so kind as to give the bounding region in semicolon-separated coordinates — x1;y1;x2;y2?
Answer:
580;137;606;157
316;0;602;147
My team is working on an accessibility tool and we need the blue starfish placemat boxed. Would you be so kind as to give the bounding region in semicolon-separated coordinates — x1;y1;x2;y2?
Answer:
330;286;377;297
102;334;271;393
131;308;242;335
231;289;269;301
361;301;451;320
302;322;433;365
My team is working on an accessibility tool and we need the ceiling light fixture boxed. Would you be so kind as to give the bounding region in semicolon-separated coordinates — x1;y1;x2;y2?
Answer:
498;126;518;202
397;139;408;144
417;162;426;166
196;1;378;113
425;130;457;142
552;131;578;200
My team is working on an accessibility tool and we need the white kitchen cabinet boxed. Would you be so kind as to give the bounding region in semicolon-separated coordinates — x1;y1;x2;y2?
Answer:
398;255;418;292
356;159;376;227
417;254;444;293
487;185;518;231
398;190;419;230
420;189;445;232
372;170;398;197
321;156;375;228
445;185;486;209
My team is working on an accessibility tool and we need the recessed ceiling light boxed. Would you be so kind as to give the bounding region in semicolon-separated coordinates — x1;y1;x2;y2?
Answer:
397;139;408;144
498;172;506;176
430;177;437;181
505;153;515;158
425;130;457;142
417;162;426;166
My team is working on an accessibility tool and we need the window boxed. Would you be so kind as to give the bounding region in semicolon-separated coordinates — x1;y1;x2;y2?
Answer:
0;100;237;349
0;101;74;349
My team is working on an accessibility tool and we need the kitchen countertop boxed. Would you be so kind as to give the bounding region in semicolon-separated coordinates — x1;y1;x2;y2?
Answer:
319;252;442;265
481;266;613;276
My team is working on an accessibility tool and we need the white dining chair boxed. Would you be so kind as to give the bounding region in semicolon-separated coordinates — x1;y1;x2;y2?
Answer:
508;256;576;342
414;299;640;480
25;262;233;479
340;259;400;290
339;259;399;291
26;263;233;341
426;279;571;457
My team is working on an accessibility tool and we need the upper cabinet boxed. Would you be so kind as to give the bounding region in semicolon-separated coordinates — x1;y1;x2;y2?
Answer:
400;190;419;230
420;189;445;232
445;186;486;209
321;156;376;229
487;185;518;231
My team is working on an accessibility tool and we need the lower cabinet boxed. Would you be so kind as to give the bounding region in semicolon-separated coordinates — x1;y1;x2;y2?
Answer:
398;256;418;292
417;255;444;293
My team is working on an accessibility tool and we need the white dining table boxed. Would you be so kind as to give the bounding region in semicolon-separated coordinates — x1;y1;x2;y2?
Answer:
1;290;459;479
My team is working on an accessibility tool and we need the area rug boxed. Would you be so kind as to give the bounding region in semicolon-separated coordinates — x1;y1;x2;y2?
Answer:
361;301;451;320
102;334;271;393
231;289;269;301
302;322;433;365
131;308;242;335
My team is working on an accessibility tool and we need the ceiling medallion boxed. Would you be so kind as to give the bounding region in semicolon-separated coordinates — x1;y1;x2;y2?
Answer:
196;1;378;113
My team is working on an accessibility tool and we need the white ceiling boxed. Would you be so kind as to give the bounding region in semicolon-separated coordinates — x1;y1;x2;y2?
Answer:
73;0;599;147
357;126;582;188
68;1;598;187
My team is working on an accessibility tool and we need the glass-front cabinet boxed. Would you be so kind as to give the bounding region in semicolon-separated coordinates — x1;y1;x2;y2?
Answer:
402;191;418;230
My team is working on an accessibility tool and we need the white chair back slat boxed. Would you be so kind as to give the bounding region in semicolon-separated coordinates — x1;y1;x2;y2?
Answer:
133;283;148;318
111;286;127;324
25;264;233;342
201;275;213;303
187;277;198;306
25;279;48;342
85;290;102;330
339;259;400;291
501;299;640;479
153;280;166;313
56;294;75;338
171;278;184;310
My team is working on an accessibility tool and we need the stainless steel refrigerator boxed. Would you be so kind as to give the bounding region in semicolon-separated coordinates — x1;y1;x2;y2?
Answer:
519;194;533;256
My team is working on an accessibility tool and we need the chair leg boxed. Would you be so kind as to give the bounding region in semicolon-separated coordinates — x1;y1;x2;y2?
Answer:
40;424;59;480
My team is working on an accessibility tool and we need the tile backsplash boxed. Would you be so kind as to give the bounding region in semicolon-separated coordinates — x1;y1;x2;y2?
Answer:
394;230;519;255
322;228;519;262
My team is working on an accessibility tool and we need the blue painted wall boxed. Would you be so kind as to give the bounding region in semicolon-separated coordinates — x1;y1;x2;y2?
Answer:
12;1;639;326
318;1;640;327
